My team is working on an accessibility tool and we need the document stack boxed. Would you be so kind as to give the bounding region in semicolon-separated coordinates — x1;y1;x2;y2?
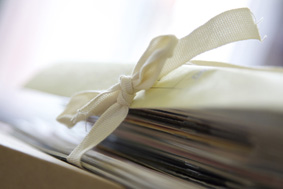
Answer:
1;8;283;188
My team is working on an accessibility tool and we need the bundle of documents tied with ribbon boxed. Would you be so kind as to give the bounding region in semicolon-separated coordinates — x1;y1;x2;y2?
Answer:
1;8;283;188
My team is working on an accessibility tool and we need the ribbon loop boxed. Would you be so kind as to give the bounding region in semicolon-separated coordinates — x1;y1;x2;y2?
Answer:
62;35;178;167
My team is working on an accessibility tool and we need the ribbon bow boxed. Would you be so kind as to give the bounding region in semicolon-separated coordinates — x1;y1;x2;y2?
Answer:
57;8;261;167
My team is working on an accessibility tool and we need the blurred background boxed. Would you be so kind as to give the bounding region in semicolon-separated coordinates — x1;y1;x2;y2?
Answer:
0;0;282;89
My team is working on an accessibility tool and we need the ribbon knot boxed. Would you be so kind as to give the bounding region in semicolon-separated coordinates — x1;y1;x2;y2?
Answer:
61;34;179;167
57;8;261;167
118;75;135;106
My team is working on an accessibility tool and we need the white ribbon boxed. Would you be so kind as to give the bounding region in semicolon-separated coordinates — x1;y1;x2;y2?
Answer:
57;8;261;167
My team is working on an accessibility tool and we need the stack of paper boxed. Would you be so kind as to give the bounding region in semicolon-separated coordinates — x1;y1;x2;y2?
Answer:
98;108;283;188
1;8;283;188
0;90;204;188
1;76;283;188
